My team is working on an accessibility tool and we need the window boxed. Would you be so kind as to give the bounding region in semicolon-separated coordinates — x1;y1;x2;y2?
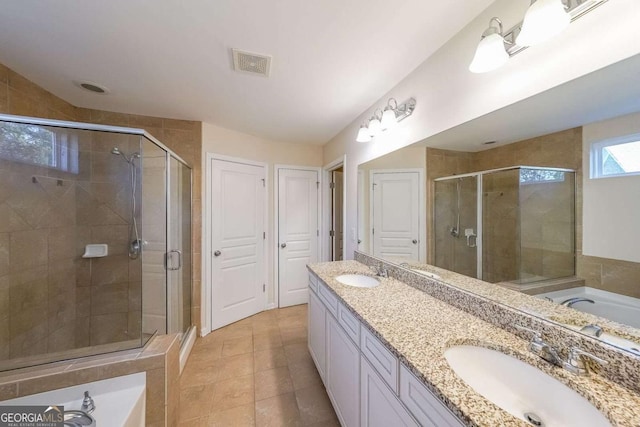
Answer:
0;121;79;173
591;134;640;179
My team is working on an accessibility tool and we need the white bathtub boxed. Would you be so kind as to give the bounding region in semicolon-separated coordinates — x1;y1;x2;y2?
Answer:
536;287;640;329
1;372;145;427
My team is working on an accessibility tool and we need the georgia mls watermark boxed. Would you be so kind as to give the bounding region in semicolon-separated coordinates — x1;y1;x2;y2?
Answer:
0;405;64;427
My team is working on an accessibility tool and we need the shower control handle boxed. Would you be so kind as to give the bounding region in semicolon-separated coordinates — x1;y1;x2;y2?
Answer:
214;250;221;257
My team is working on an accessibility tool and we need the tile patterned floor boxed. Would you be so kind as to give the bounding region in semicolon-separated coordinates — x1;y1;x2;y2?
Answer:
178;305;339;426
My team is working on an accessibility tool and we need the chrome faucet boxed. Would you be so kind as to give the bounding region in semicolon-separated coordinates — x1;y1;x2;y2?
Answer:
515;325;562;365
515;325;608;376
560;297;595;308
81;390;95;414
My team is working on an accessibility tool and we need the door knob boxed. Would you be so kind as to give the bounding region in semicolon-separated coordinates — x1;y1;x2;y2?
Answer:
412;239;418;244
214;250;221;257
280;243;287;248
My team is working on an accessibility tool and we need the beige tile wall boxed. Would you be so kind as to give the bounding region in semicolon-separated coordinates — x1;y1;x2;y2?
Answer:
426;127;640;297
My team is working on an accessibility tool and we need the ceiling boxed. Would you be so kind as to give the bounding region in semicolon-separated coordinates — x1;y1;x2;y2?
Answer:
0;0;494;145
419;52;640;152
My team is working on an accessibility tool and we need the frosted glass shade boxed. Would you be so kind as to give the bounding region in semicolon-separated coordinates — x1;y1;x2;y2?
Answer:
516;0;570;46
368;117;381;136
356;125;372;143
380;108;397;130
469;33;509;73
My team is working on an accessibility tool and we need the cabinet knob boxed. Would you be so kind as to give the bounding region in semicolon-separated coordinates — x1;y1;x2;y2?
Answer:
214;250;221;257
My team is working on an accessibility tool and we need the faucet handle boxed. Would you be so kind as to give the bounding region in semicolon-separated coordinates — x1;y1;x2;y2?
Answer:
564;347;608;375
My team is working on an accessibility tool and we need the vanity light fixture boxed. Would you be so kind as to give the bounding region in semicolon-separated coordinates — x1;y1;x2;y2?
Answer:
355;98;416;142
517;0;570;46
469;18;510;74
469;0;608;73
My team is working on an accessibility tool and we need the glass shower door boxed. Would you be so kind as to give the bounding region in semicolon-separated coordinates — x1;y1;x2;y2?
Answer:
434;175;478;278
167;156;192;339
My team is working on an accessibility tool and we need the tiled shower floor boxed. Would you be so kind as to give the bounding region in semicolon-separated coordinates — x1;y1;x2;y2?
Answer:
178;304;339;426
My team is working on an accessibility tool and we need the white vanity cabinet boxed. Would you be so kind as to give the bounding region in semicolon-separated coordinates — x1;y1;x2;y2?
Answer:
326;310;361;427
308;277;326;383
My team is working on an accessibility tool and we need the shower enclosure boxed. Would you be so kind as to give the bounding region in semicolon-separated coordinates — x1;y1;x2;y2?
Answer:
0;114;193;371
434;166;575;285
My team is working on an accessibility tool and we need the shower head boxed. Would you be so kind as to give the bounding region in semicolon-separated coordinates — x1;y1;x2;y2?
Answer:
111;147;139;163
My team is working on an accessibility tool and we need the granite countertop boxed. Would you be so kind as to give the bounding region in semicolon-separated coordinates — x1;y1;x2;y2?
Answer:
308;260;640;427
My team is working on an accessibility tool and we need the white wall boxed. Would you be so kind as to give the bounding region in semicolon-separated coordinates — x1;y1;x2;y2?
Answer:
201;123;323;308
582;112;640;263
323;0;640;261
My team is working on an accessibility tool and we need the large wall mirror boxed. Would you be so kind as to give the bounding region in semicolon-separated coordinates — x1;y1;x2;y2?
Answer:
357;53;640;355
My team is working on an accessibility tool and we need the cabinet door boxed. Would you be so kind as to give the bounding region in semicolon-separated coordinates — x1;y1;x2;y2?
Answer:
361;357;418;427
400;365;464;427
308;288;326;382
326;314;360;427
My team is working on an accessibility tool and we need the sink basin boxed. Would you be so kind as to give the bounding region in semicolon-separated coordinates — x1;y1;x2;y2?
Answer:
411;269;441;280
335;274;380;288
445;345;611;427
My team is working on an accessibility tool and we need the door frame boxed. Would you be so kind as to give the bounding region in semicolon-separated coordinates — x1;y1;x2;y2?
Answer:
369;168;427;263
203;153;269;336
274;164;322;308
322;156;347;262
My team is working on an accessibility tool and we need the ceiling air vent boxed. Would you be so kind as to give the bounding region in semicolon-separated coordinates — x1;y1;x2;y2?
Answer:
232;49;272;77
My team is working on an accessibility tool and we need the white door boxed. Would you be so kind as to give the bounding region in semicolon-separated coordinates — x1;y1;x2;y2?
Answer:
332;170;344;261
278;168;319;307
211;158;265;329
371;171;421;261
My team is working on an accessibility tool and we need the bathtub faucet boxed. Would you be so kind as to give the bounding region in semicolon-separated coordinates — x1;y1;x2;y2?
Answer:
560;297;595;308
81;390;95;414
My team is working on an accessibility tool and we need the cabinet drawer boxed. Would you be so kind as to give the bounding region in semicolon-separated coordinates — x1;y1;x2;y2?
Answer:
360;327;398;393
308;273;318;294
318;281;339;317
337;302;360;346
399;365;464;427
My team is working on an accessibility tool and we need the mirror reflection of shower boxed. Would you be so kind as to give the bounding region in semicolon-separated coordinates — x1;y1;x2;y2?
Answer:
111;147;143;259
448;178;461;238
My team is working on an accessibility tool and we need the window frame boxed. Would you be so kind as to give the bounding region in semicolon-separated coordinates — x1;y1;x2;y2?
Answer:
590;133;640;179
